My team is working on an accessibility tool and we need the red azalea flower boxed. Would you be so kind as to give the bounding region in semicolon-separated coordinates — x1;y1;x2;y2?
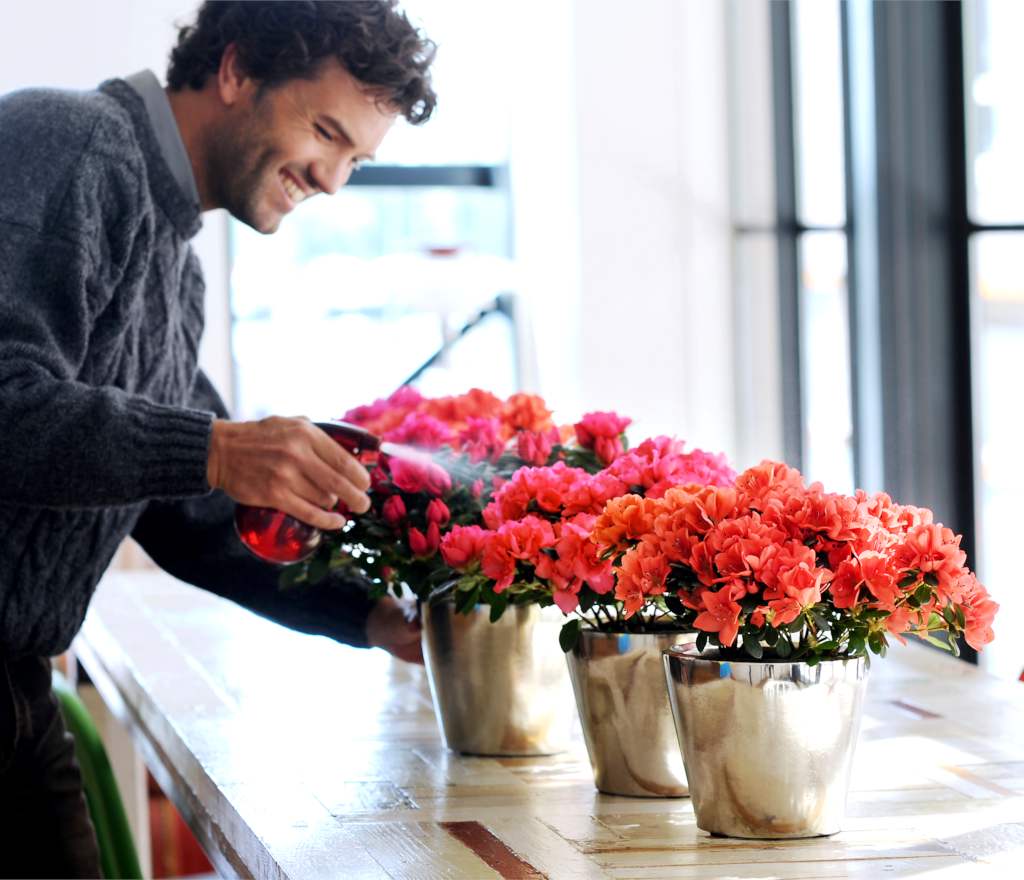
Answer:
381;494;407;527
426;498;451;527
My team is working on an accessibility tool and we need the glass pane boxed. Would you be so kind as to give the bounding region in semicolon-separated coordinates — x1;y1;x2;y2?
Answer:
964;0;1024;224
733;233;785;467
972;232;1024;679
798;232;854;494
791;0;847;228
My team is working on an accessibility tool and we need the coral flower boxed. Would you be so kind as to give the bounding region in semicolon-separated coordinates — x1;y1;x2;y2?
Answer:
693;586;743;647
440;525;488;571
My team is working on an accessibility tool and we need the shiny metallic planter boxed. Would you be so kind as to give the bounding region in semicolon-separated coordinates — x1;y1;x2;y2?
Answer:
663;644;869;838
421;601;575;756
567;630;695;797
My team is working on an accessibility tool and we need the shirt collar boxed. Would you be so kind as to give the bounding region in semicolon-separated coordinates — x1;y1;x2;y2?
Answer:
123;69;201;211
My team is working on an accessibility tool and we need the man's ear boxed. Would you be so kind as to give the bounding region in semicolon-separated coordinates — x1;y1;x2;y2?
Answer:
216;43;253;107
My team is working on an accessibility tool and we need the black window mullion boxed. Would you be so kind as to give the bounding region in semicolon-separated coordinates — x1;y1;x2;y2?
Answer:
771;0;804;472
861;0;976;661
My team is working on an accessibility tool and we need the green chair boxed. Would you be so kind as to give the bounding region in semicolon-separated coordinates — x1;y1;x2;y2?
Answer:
52;671;144;880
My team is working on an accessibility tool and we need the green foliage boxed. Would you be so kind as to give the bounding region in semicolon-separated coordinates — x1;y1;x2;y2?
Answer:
559;618;582;653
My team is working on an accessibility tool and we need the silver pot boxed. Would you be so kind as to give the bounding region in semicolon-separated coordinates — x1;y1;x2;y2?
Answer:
664;644;869;838
421;600;575;755
567;629;695;797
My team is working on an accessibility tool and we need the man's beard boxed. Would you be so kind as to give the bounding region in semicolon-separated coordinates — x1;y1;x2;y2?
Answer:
205;112;281;234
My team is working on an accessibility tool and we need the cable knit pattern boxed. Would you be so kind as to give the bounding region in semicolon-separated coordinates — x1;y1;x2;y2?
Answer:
0;80;373;657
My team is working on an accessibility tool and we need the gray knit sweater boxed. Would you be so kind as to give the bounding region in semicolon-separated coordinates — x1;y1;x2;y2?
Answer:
0;79;373;658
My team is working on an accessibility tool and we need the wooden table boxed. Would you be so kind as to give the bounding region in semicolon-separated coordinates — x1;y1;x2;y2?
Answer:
75;570;1024;879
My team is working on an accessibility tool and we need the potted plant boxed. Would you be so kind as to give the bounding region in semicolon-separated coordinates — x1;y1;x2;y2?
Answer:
637;461;1001;838
440;431;737;796
285;386;609;755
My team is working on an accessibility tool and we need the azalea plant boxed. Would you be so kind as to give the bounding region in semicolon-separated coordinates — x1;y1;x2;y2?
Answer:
593;460;998;663
438;436;736;648
282;387;614;608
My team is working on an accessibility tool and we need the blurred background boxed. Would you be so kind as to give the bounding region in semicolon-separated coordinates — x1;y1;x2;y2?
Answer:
2;0;1020;682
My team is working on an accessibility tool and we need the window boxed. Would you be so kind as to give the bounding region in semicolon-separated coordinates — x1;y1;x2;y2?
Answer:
228;0;519;422
729;0;854;492
963;0;1024;678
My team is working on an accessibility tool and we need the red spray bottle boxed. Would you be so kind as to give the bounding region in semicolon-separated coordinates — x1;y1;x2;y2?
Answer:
234;421;382;565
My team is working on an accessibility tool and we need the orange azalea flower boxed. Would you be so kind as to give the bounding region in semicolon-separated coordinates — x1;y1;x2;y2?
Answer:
735;459;804;505
501;392;554;433
423;388;505;428
592;494;658;553
693;584;743;647
614;540;670;617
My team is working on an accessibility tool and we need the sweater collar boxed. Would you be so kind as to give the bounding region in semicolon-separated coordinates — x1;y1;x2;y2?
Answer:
99;77;203;240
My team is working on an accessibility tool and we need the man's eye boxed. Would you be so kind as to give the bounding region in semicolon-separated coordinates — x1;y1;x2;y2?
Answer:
314;124;333;141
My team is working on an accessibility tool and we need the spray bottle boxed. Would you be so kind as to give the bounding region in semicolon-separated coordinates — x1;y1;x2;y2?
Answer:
234;421;392;564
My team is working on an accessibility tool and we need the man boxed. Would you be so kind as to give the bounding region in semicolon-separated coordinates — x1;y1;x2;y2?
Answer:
0;2;436;875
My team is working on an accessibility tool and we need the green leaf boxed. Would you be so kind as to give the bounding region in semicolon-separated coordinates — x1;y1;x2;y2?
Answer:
664;594;687;616
806;654;821;667
278;564;307;589
918;631;953;652
489;593;509;623
559;618;582;653
742;638;763;659
307;556;329;583
775;636;792;658
455;584;481;615
695;631;709;653
914;584;933;604
924;572;939;587
810;610;830;632
898;573;919;589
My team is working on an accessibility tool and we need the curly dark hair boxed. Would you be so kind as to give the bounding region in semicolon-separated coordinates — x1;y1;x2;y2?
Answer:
167;1;436;124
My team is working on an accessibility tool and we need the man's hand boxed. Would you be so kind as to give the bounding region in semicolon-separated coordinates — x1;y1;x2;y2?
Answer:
366;596;423;664
206;417;371;530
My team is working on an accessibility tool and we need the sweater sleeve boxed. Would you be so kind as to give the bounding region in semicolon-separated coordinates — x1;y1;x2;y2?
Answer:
0;224;213;510
129;370;376;648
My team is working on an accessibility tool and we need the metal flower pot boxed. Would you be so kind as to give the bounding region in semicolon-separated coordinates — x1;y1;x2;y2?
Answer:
421;600;575;756
567;629;695;797
663;644;870;838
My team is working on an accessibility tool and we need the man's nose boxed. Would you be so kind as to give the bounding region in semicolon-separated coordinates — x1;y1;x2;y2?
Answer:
311;157;351;196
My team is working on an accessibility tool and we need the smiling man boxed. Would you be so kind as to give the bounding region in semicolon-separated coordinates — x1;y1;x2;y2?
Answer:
0;2;435;876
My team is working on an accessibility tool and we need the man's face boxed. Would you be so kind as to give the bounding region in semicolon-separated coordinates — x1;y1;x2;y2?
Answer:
207;57;397;234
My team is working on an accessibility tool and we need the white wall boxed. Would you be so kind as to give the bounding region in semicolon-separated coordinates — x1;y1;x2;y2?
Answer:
0;0;235;409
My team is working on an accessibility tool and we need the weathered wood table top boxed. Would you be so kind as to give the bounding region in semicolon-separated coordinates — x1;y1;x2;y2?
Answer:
76;570;1024;879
